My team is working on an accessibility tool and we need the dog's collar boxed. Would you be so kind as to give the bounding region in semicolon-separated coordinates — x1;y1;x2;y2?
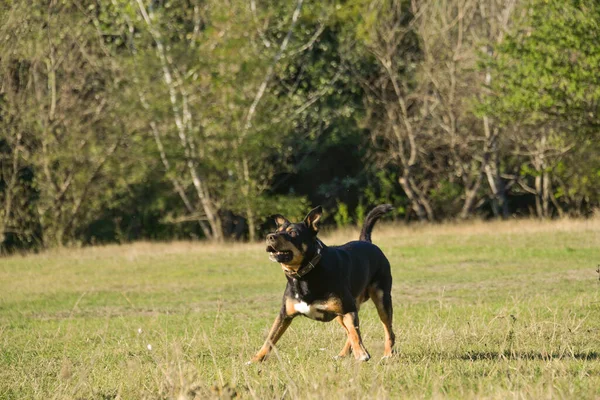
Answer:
284;239;324;280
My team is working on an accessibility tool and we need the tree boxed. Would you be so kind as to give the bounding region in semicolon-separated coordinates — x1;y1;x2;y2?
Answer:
410;0;518;219
483;0;600;217
0;1;135;249
112;0;339;240
348;0;437;221
348;0;519;221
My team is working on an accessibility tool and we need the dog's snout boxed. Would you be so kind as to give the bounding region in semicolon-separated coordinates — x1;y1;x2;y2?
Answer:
267;233;276;242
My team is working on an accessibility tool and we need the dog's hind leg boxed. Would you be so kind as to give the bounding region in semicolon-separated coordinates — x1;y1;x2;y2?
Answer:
369;286;395;358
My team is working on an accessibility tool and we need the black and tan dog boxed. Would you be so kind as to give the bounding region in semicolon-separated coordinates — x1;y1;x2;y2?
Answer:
248;204;395;363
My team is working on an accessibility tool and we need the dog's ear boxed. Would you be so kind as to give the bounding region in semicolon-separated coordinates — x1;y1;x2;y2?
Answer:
303;206;323;233
271;214;289;229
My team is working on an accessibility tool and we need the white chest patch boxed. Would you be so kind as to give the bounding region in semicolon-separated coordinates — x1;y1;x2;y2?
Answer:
293;301;329;320
294;301;311;314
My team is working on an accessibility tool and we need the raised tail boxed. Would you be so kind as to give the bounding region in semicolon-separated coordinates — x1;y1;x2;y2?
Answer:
359;204;393;243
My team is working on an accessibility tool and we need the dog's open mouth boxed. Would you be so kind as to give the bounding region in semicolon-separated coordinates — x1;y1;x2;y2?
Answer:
266;246;294;263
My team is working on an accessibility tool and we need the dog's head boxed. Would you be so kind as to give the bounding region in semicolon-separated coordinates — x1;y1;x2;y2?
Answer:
265;206;322;271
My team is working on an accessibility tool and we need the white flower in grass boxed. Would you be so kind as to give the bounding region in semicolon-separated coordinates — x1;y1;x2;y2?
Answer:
137;328;142;334
147;344;152;351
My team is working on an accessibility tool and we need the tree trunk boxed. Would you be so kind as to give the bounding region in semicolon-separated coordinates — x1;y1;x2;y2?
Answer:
482;116;509;219
411;177;435;221
399;174;434;222
485;159;509;219
534;134;549;219
542;167;551;218
246;206;256;242
148;121;213;238
534;173;543;218
460;173;483;219
241;156;256;242
1;133;22;249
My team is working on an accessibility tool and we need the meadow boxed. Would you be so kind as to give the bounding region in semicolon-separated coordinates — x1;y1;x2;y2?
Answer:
1;218;599;399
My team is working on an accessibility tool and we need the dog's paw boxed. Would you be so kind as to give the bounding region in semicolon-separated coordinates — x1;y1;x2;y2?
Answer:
379;355;393;364
335;351;351;360
245;356;264;365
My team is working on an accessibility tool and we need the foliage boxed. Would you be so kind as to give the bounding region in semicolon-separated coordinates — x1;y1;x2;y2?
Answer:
482;0;600;216
483;0;600;133
0;1;140;249
1;0;600;251
362;171;406;218
333;202;351;228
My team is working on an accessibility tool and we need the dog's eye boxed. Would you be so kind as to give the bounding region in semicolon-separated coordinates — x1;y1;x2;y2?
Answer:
289;231;297;237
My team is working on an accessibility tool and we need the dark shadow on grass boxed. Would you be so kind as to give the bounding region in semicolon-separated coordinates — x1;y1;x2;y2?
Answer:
460;350;600;361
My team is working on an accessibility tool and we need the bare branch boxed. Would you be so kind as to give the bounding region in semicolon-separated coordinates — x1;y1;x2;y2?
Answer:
283;23;325;58
250;0;272;48
241;0;304;136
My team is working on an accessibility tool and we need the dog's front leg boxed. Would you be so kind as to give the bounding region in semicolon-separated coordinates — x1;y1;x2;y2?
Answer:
248;312;293;363
335;316;352;358
342;312;370;361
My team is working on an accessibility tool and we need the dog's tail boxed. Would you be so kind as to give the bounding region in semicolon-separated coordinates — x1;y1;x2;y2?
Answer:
359;204;393;243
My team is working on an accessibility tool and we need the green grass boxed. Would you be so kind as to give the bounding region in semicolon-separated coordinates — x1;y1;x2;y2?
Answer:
1;219;600;399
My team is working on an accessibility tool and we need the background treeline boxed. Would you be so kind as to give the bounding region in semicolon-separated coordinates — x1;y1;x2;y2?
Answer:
1;0;599;252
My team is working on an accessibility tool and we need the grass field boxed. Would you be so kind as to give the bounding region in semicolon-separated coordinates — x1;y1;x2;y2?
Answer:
1;218;600;399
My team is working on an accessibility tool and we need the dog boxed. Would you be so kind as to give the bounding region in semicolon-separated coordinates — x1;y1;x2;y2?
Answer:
248;204;395;363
